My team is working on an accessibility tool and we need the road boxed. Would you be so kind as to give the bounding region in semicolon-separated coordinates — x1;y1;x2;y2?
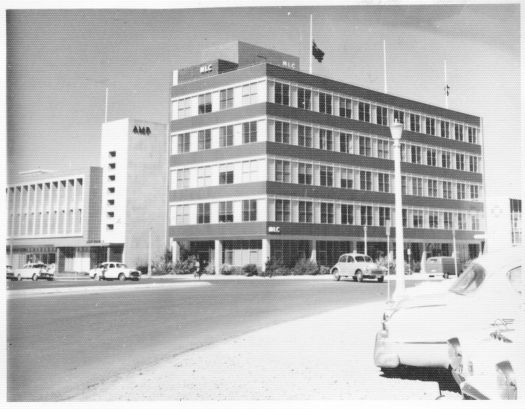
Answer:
7;279;413;401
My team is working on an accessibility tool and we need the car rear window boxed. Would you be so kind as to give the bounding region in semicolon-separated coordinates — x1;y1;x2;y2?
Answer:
339;255;346;262
449;263;486;295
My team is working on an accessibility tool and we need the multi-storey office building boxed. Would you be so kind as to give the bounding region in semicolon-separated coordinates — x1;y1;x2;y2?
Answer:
169;41;484;272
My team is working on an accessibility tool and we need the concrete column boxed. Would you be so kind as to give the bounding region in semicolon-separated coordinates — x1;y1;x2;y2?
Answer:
309;239;317;263
261;238;270;272
214;240;222;275
171;239;180;263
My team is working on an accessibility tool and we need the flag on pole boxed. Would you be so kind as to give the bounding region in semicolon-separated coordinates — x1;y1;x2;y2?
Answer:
312;41;325;63
444;85;450;96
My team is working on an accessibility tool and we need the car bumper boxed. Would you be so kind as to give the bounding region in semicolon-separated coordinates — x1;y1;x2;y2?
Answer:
374;329;449;368
39;273;54;279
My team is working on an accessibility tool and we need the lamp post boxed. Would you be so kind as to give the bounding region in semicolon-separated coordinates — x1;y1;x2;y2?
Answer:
390;120;405;300
364;226;368;255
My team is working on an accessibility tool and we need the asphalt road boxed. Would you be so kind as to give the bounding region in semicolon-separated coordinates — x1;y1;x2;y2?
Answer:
7;279;413;401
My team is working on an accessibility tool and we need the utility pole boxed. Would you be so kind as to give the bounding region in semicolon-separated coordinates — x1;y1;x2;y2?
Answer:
364;226;368;255
386;220;391;301
147;228;152;277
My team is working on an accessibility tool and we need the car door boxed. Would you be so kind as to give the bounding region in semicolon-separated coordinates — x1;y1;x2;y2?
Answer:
346;256;356;275
337;255;347;274
354;255;365;274
107;263;116;278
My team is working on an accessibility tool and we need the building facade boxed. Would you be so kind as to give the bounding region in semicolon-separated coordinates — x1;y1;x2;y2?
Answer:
168;41;485;273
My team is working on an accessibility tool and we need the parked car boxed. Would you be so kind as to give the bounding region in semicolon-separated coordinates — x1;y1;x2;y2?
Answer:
374;248;522;372
447;265;522;400
426;256;460;279
12;262;55;281
6;265;14;280
89;262;141;281
331;253;387;282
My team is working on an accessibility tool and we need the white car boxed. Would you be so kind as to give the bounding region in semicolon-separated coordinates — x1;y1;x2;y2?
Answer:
12;262;55;281
374;248;522;371
331;253;387;282
89;262;141;281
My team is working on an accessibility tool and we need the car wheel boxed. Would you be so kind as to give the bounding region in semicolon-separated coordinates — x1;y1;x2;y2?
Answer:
32;273;38;281
17;274;22;281
378;276;384;283
118;273;126;281
356;270;363;282
352;276;357;282
332;269;341;281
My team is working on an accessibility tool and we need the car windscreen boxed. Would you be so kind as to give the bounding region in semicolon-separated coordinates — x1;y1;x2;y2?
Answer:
448;262;486;295
507;266;522;294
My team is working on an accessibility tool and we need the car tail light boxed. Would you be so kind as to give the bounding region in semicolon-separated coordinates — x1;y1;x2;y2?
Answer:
496;361;517;400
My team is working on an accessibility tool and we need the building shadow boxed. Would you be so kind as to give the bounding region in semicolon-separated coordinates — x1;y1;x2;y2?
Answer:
379;365;461;395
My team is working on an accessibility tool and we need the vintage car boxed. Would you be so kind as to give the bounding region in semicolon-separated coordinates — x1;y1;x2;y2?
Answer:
89;262;141;281
6;265;14;280
12;262;55;281
374;248;522;371
331;253;387;282
447;265;523;400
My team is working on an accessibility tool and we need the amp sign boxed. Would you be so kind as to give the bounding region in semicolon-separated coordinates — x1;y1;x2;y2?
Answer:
200;64;213;74
268;226;280;234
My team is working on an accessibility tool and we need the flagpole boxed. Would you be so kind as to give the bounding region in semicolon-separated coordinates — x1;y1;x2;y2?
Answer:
383;40;388;93
309;14;313;74
444;60;448;109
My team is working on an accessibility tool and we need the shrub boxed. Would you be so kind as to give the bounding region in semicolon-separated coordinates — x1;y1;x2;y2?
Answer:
262;258;292;276
220;264;234;275
173;256;197;275
319;265;330;275
292;258;319;275
242;263;258;277
136;264;148;275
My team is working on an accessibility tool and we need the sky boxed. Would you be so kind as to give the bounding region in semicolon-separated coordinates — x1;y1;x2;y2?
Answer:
6;4;521;207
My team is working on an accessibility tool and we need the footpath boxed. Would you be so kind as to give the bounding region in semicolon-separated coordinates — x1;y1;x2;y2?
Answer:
71;279;458;401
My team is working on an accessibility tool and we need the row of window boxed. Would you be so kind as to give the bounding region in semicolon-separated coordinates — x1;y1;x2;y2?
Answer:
7;209;83;238
170;198;482;231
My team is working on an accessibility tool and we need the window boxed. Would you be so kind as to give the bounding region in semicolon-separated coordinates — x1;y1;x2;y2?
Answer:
198;129;211;150
454;124;464;141
456;153;465;171
425;117;435;135
359;136;371;157
197;166;212;187
242;200;257;222
219;164;234;185
177;97;192;119
402;209;408;227
243;121;257;143
219;125;233;147
471;215;480;231
413;210;423;228
471;185;479;200
341;204;354;225
393;110;404;124
427;149;437;166
402;176;407;195
360;206;373;226
377;140;390;159
339;97;352;118
376;106;388;126
428;179;438;197
275;160;291;183
441;121;450;138
358;102;371;122
442;151;451;168
242;82;258;105
275;82;290;105
320;166;333;187
275;199;290;222
458;213;467;230
220;88;233;110
298;201;313;223
378;207;391;226
443;181;452;199
319;92;332;114
429;211;439;228
176;168;190;189
409;114;420;132
198;93;212;114
298;163;313;185
412;177;423;196
468;127;477;144
411;145;422;164
340;168;353;189
457;183;466;200
360;171;372;191
469;156;478;173
444;212;453;229
298;88;311;110
219;201;233;223
175;205;190;225
319;129;333;150
378;173;390;193
241;160;259;182
275;121;290;144
340;132;353;153
178;133;190;153
197;203;210;224
320;203;334;224
298;125;312;147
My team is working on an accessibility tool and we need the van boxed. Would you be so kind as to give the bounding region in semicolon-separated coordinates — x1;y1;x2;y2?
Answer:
425;256;459;279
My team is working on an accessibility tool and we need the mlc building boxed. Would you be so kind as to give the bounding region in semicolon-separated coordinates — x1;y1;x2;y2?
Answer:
168;41;485;273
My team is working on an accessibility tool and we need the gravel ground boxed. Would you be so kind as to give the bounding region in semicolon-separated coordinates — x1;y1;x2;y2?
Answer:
71;294;461;401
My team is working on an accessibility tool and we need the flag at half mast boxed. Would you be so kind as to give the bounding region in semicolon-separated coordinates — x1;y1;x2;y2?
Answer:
312;41;325;63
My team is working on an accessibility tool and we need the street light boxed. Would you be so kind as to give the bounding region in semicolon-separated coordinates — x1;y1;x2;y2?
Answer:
390;120;405;300
364;226;368;255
